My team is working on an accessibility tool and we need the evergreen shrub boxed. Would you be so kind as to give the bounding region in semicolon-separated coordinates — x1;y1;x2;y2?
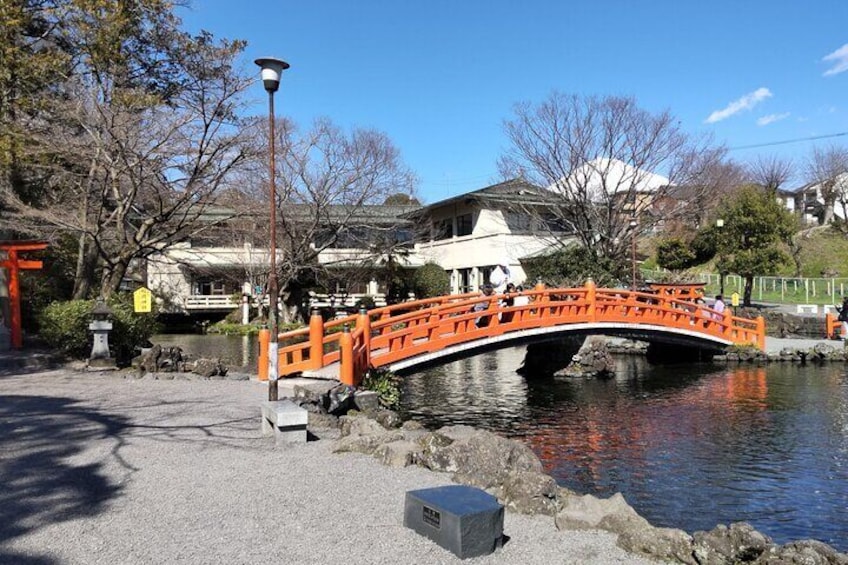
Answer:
38;295;160;364
413;262;450;298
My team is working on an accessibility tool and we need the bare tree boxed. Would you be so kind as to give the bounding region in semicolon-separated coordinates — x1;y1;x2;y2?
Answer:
748;155;795;193
806;145;848;226
498;93;724;265
238;117;418;322
0;3;254;298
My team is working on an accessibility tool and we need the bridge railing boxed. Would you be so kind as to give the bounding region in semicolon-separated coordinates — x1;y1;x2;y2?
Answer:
262;282;765;386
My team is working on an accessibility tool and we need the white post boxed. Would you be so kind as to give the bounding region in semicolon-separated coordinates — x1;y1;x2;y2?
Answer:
805;279;809;302
242;294;250;325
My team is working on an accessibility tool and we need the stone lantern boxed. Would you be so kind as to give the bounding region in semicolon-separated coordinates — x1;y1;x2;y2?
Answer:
88;298;116;370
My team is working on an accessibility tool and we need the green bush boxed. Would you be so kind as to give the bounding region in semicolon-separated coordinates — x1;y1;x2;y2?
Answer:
522;245;622;287
37;300;92;358
362;367;402;409
656;237;697;271
413;262;450;298
37;294;160;364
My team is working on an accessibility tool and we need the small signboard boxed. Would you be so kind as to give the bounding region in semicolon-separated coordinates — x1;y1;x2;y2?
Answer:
133;287;153;313
731;292;740;307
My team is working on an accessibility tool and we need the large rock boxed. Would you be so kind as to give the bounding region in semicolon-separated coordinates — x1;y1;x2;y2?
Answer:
192;357;227;377
416;428;543;489
327;384;356;415
353;390;381;413
555;336;615;379
555;492;650;532
556;491;697;564
497;470;558;516
372;440;421;468
134;344;191;374
692;522;772;564
753;539;848;564
617;526;696;565
518;337;583;377
339;414;388;437
293;381;337;410
333;431;403;455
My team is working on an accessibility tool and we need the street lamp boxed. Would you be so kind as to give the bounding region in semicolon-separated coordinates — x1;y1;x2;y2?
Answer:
716;218;725;296
629;214;638;290
255;57;289;402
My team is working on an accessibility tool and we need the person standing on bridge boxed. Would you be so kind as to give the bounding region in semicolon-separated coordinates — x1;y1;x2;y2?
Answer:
490;257;512;294
474;284;495;327
836;296;848;339
713;294;726;320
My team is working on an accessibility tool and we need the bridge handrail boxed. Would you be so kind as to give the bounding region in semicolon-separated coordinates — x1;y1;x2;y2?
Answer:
264;283;766;385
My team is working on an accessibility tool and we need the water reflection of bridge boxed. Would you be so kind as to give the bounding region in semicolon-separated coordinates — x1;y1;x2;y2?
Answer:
260;281;765;386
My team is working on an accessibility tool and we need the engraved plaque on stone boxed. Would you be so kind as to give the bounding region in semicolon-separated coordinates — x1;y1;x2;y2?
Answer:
403;485;504;559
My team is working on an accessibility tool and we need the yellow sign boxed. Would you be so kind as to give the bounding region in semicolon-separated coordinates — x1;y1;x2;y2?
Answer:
731;292;740;307
133;287;153;313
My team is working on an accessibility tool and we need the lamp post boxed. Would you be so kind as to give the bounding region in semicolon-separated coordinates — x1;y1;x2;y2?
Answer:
629;214;638;290
716;218;725;296
255;57;289;402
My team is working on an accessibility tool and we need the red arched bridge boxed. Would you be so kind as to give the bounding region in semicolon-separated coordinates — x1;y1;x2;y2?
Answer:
257;281;766;387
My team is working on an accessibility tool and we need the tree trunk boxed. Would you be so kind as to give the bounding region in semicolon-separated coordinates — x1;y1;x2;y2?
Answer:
743;275;754;306
72;234;100;299
280;282;306;324
100;257;131;298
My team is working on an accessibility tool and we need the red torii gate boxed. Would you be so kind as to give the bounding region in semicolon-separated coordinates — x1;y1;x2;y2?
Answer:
1;241;47;349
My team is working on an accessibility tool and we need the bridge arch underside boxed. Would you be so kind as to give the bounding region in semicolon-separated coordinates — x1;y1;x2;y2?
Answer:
386;323;732;374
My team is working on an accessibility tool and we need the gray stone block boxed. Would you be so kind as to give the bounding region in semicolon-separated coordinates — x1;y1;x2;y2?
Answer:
353;390;380;412
260;400;308;444
404;485;504;559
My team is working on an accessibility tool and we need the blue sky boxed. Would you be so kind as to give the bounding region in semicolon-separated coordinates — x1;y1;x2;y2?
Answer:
179;1;848;202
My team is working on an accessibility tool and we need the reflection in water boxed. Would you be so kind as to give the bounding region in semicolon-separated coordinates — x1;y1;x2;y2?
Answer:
153;334;259;372
400;346;848;551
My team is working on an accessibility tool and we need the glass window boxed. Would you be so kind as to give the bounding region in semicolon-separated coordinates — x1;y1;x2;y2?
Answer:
505;211;531;232
435;218;453;240
457;213;473;236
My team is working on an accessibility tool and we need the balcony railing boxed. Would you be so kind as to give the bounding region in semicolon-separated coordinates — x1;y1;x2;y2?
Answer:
184;295;239;310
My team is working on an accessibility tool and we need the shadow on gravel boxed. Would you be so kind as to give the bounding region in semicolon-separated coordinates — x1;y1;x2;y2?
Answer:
0;395;129;563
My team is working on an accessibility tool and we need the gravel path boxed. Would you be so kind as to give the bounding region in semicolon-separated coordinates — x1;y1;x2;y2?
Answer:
0;368;654;565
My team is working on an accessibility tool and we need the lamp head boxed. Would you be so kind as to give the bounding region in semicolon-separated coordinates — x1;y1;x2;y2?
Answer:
254;57;290;93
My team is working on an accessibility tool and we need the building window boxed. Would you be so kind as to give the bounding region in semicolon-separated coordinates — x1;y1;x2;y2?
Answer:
459;268;473;293
195;279;227;295
457;213;473;236
505;211;531;232
435;218;453;240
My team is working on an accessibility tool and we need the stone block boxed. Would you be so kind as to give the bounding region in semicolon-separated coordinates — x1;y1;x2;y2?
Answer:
404;485;504;559
353;390;380;412
261;400;308;444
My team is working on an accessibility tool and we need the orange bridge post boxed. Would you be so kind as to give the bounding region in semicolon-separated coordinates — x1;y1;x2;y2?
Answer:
309;309;324;369
339;324;354;386
257;328;269;381
357;308;371;355
586;279;596;322
826;313;839;339
756;316;766;350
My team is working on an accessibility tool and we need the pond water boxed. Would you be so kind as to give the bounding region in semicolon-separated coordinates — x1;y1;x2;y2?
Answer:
153;334;848;550
399;347;848;551
153;333;259;371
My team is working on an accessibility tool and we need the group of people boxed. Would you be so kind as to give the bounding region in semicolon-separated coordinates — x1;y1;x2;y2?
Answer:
473;257;529;327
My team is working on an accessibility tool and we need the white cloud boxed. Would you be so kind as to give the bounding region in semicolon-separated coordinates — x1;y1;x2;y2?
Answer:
705;87;773;124
756;112;790;126
823;43;848;76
